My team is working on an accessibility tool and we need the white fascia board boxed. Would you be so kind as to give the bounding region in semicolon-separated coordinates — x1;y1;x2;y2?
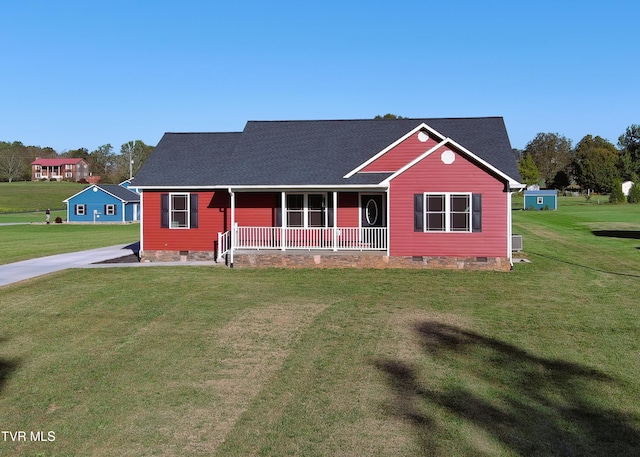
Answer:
136;184;389;191
381;137;524;189
226;183;389;192
343;123;446;178
134;185;226;191
380;139;448;184
443;137;524;188
62;184;95;203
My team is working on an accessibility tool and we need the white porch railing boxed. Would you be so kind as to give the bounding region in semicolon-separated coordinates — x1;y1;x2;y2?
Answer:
217;229;232;261
218;226;387;257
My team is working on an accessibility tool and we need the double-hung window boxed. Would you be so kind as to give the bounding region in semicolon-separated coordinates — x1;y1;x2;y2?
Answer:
415;193;481;233
161;193;198;229
170;194;189;228
284;193;327;227
105;204;116;216
286;194;304;227
75;204;86;215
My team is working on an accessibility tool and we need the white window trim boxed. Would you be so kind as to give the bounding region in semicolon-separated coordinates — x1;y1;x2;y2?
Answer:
537;196;544;205
423;192;472;233
76;204;86;216
105;204;116;216
285;193;328;228
170;192;190;229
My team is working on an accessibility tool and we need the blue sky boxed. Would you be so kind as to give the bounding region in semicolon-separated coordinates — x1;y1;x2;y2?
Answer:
1;0;638;153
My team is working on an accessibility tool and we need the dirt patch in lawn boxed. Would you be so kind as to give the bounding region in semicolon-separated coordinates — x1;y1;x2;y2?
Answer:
169;302;328;455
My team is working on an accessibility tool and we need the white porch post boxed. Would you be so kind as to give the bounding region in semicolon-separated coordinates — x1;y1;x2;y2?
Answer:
507;189;513;267
333;191;338;252
281;191;286;251
386;189;391;256
230;189;235;265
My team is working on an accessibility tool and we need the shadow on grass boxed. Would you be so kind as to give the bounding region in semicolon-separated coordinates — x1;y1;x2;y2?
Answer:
0;359;19;392
0;338;20;395
375;321;640;456
592;230;640;240
0;359;19;396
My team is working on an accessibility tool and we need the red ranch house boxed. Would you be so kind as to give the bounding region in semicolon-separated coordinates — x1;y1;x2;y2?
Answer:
132;118;524;270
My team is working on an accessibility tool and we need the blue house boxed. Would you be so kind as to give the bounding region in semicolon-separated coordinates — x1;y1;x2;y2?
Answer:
64;184;141;223
524;189;558;210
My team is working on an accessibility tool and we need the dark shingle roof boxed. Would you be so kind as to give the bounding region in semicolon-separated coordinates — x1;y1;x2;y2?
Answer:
133;118;520;187
133;132;242;187
98;185;140;202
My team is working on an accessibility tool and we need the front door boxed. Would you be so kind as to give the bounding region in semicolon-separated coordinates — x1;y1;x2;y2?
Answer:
361;194;385;227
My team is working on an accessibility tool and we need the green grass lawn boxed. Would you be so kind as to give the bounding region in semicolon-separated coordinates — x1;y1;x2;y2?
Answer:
1;203;639;456
0;181;86;213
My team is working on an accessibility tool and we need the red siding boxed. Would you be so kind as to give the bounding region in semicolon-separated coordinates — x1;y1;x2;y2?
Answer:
361;131;440;172
336;192;359;226
142;191;365;253
236;192;277;226
143;190;228;251
388;146;508;258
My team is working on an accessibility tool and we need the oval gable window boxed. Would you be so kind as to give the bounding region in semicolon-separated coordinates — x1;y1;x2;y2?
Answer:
366;199;379;226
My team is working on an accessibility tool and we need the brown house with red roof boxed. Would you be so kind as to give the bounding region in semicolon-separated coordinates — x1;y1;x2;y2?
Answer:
31;157;90;182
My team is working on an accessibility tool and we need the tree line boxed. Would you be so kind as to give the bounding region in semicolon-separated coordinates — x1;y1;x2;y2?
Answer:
516;124;639;199
0;140;154;184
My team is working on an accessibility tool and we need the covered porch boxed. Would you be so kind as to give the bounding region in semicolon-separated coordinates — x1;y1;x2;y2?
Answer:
216;189;389;263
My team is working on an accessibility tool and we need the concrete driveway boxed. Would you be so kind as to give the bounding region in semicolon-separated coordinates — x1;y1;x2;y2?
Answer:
1;242;224;287
0;244;139;287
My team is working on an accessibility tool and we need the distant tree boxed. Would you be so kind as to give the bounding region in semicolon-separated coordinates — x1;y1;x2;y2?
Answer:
617;152;635;181
0;141;53;181
550;170;571;191
608;178;626;204
0;141;25;182
63;147;90;160
374;114;406;119
627;181;640;204
517;153;540;186
89;144;116;181
524;133;573;187
117;140;154;181
618;124;640;178
573;135;619;193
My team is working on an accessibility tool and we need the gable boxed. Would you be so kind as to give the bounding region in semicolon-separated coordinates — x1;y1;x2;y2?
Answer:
64;185;140;204
382;137;522;189
352;124;444;174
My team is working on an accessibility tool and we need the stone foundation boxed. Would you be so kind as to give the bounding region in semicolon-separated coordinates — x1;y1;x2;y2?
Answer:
140;250;512;270
231;251;512;271
140;250;217;262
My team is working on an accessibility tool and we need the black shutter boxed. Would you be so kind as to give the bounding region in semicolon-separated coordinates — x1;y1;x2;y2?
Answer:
472;194;482;232
161;194;169;228
190;194;198;228
74;204;78;215
327;193;334;227
414;194;423;232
